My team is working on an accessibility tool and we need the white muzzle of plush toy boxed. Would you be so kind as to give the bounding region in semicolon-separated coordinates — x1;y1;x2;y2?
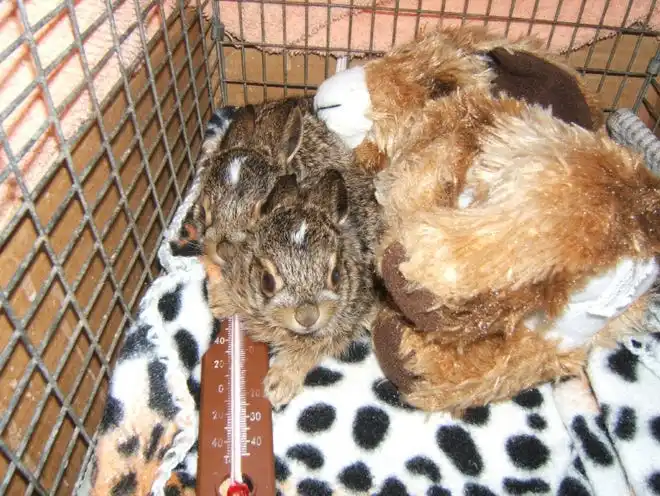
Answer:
525;256;659;351
314;65;373;149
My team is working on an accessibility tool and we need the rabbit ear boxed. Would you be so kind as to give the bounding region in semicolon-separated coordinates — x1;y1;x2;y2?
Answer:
222;104;257;147
281;107;304;164
205;238;238;266
314;169;349;225
191;193;213;229
202;193;213;227
258;174;299;218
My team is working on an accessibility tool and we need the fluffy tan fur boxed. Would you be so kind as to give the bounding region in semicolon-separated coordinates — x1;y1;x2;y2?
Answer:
400;322;587;415
374;89;660;348
362;25;604;166
387;93;660;301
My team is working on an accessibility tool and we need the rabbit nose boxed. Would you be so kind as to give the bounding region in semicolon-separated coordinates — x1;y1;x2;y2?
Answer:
294;303;320;328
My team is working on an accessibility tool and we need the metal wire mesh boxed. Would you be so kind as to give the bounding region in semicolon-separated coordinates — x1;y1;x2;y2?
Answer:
0;0;658;494
0;1;221;493
213;0;659;120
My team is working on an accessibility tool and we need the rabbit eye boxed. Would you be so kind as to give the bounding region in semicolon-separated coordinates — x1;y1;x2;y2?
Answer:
261;271;277;296
329;265;341;289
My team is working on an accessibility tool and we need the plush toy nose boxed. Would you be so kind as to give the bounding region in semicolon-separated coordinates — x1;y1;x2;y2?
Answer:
294;303;320;328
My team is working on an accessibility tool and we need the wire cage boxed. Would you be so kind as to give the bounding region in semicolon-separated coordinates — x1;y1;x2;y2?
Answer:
0;0;658;494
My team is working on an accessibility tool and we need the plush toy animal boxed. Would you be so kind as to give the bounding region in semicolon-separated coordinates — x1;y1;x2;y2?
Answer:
313;26;660;414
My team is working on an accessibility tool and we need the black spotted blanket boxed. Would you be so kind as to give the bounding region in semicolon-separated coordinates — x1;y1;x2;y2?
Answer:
77;108;660;496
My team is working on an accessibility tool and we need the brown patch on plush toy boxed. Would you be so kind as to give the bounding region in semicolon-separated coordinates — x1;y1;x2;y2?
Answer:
484;47;595;130
364;26;533;116
354;140;388;173
371;306;419;394
380;242;574;346
372;88;503;242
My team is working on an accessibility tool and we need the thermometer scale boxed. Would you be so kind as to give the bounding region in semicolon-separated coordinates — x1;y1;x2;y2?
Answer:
198;316;275;495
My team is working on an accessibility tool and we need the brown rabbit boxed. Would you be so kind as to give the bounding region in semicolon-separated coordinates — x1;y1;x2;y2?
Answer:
212;95;352;180
208;166;384;407
191;95;354;254
188;99;304;253
199;96;314;163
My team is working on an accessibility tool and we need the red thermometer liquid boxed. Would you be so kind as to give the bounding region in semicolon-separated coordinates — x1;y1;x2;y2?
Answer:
198;316;275;495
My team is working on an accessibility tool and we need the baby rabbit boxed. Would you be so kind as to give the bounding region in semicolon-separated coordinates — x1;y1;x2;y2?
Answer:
209;166;383;407
189;99;305;254
214;95;352;180
191;95;352;253
192;92;362;254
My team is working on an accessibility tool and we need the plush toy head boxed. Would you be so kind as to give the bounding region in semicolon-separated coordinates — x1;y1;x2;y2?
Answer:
314;26;660;413
315;26;603;160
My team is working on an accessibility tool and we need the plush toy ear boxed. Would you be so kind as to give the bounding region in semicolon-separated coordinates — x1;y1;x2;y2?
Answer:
221;104;257;147
201;105;239;158
280;107;304;164
258;174;299;218
313;169;349;225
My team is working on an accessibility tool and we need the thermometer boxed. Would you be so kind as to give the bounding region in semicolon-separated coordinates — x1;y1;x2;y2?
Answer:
197;316;275;495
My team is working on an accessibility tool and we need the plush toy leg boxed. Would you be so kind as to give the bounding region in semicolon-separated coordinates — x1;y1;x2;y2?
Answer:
379;242;566;347
91;416;182;496
372;307;586;415
164;472;196;495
